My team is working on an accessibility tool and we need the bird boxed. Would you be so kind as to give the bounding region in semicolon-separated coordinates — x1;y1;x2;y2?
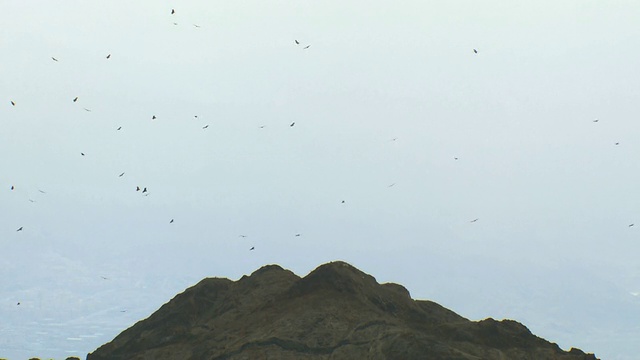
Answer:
629;224;635;227
173;22;178;26
194;115;198;118
290;122;295;127
260;125;265;128
193;24;201;28
202;125;209;129
80;152;85;156
388;183;396;188
169;219;174;224
106;54;111;59
470;218;479;223
341;200;346;204
10;186;14;190
142;187;147;193
249;246;255;251
100;276;109;280
116;126;122;130
29;199;35;203
295;40;299;44
83;108;92;112
73;97;78;102
593;119;599;122
473;49;478;54
454;157;459;160
51;57;58;61
136;186;140;191
303;45;311;49
38;189;45;194
615;142;620;145
152;115;156;120
171;9;175;14
239;235;248;238
16;227;23;232
119;172;125;177
295;233;301;237
10;101;15;106
17;302;20;306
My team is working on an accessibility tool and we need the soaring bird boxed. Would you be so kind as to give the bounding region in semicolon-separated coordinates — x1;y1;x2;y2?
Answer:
11;186;14;190
239;235;248;238
142;187;147;193
454;157;459;160
52;57;58;61
295;40;299;44
202;125;209;129
16;227;23;232
303;45;311;49
106;54;111;59
152;115;156;120
80;152;85;156
136;186;140;191
83;108;92;112
629;223;635;227
250;246;255;251
38;189;46;194
615;142;620;145
169;219;174;224
473;49;478;54
117;126;122;130
593;119;599;122
295;233;301;237
388;183;396;188
341;200;346;204
10;101;15;106
73;97;78;102
171;9;175;14
193;24;201;28
290;122;295;127
470;218;479;223
119;172;125;177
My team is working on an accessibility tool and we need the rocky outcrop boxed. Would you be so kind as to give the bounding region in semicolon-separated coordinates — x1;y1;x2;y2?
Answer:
87;261;598;360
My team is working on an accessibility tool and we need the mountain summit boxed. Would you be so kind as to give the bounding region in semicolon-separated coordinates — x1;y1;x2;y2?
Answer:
87;261;598;360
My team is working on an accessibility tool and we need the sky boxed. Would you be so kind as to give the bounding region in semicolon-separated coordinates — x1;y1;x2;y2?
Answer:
1;1;640;359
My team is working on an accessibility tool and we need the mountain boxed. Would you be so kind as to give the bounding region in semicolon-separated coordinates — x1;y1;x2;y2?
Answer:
87;261;598;360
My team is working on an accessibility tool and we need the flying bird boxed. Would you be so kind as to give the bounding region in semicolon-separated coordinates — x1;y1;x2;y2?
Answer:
152;115;156;120
249;246;255;251
117;126;122;130
295;233;301;237
142;187;147;193
80;152;85;156
38;189;46;194
295;40;299;44
473;49;478;54
10;101;15;106
193;24;201;28
341;200;346;204
51;57;58;61
202;125;209;129
16;227;23;232
11;186;14;190
17;302;20;306
388;183;396;188
303;45;311;49
106;54;111;59
171;9;175;14
454;157;459;160
593;119;599;122
73;97;78;102
136;186;140;191
194;115;198;118
290;122;295;127
83;108;92;112
100;276;109;280
615;142;620;145
470;218;479;223
119;172;125;177
629;223;635;227
239;235;248;238
169;219;174;224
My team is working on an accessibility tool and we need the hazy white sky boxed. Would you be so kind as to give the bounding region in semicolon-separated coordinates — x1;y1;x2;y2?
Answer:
2;1;640;359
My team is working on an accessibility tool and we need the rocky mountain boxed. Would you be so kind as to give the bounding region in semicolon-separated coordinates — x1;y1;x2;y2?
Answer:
87;261;598;360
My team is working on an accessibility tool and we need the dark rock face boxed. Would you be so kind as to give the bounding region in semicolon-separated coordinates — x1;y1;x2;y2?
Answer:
87;261;598;360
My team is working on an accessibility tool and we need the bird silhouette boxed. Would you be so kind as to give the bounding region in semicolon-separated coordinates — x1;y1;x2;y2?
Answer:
341;200;346;204
303;45;311;49
593;119;599;122
80;152;85;156
615;142;620;145
11;186;14;190
83;108;92;112
629;223;635;227
290;122;295;127
454;157;459;160
388;183;396;188
73;97;78;102
152;115;156;120
295;40;299;44
106;54;111;59
239;235;248;238
171;9;175;14
193;24;201;28
250;246;255;251
10;101;15;106
169;219;174;224
295;233;301;237
38;189;46;194
16;227;23;232
202;125;209;129
473;49;478;54
51;57;58;61
116;126;122;130
119;172;125;177
17;302;20;306
136;186;140;191
470;218;479;223
142;187;147;193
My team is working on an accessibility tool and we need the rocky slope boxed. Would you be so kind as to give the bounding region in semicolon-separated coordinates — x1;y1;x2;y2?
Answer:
87;261;598;360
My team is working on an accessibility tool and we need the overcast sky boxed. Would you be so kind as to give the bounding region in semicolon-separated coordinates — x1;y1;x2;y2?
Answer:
2;1;640;359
